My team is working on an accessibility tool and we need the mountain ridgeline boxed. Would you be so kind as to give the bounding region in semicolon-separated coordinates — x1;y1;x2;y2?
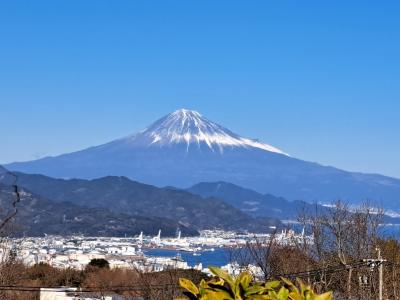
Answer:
0;182;198;237
187;181;328;220
3;172;280;235
6;109;400;210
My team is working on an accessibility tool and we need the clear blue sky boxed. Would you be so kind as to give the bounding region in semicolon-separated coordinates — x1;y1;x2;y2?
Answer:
1;1;399;178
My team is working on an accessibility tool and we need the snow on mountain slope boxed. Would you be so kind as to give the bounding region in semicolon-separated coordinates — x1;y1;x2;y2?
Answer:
5;108;400;210
122;109;288;155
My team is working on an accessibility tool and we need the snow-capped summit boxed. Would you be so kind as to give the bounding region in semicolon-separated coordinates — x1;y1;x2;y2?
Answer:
126;109;287;155
7;108;400;211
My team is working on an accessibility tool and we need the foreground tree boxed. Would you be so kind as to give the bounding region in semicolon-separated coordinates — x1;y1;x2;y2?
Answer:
178;266;332;300
297;201;383;299
231;201;385;299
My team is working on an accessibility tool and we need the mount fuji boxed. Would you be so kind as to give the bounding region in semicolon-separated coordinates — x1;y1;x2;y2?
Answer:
6;109;400;210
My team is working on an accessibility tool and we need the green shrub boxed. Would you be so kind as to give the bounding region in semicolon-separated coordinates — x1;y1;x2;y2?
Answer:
177;266;332;300
87;258;109;269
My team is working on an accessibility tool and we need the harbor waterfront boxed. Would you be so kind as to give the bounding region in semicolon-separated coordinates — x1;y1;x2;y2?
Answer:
2;229;311;275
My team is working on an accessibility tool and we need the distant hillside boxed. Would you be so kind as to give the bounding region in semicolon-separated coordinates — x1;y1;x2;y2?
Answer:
188;181;400;226
6;173;280;232
0;183;198;237
188;181;329;220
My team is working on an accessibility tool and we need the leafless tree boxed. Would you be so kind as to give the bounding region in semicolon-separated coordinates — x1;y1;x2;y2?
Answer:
229;231;279;280
298;200;384;299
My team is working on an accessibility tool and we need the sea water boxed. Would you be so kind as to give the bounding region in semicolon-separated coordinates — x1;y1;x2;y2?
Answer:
143;248;229;267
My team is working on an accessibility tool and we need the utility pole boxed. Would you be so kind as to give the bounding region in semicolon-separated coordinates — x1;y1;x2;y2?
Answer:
364;248;386;300
377;248;384;300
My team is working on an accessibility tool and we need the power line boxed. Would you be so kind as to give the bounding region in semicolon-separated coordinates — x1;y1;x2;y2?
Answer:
0;285;180;293
274;260;371;279
0;259;392;293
